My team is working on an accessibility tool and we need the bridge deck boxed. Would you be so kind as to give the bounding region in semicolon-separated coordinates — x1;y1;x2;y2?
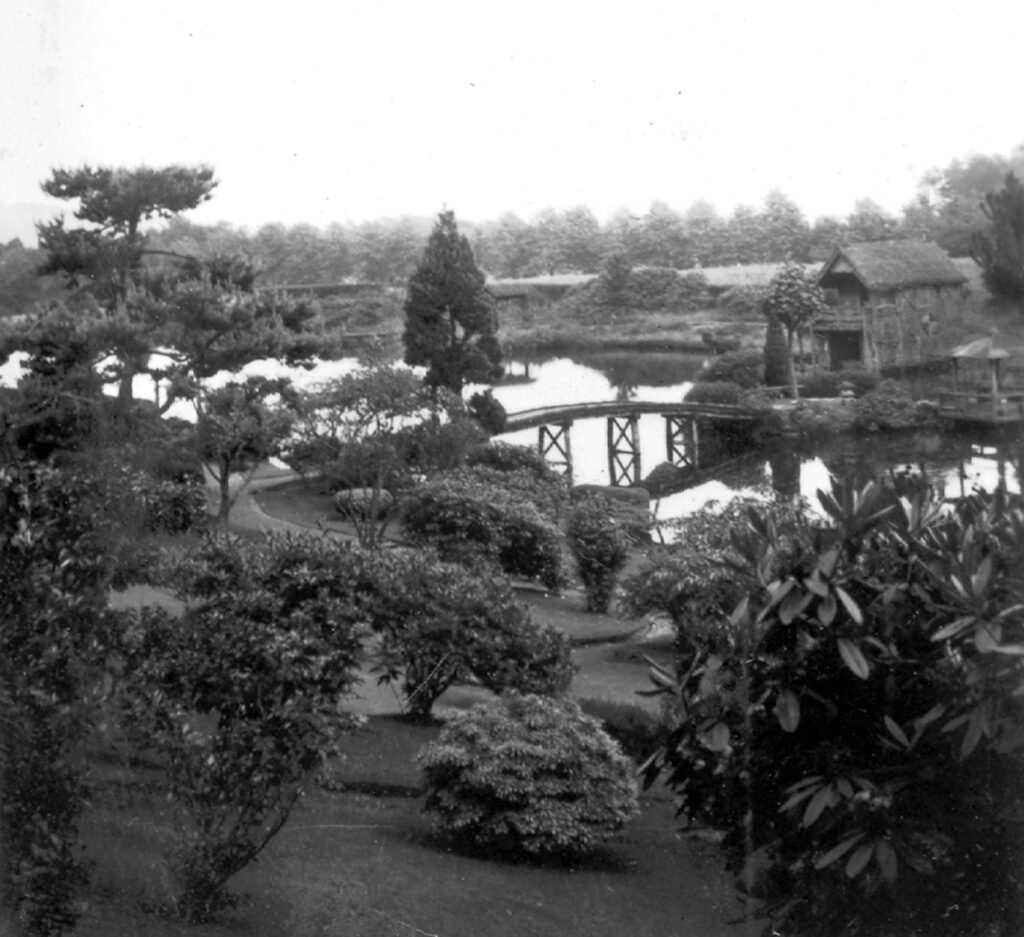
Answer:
504;400;763;432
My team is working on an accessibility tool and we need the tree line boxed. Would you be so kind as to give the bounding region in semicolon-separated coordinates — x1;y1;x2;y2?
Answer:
2;146;1022;319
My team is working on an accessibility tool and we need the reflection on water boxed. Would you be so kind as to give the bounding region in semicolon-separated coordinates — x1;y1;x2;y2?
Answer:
4;347;1021;521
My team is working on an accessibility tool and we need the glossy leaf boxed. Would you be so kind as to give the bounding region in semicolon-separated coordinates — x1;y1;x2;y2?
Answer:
837;638;870;679
845;842;875;878
775;689;801;732
814;832;865;869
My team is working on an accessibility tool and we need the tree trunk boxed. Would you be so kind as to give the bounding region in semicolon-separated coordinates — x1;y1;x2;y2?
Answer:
787;329;799;399
217;463;232;529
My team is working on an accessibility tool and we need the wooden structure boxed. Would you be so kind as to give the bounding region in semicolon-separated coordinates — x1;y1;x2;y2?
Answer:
507;400;760;488
938;335;1024;426
812;240;968;372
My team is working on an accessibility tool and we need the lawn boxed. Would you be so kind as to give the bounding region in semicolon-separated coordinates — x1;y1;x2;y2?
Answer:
76;715;743;937
80;480;748;936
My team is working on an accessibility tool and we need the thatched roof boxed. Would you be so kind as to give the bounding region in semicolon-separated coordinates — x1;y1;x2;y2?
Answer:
817;240;966;291
950;335;1012;361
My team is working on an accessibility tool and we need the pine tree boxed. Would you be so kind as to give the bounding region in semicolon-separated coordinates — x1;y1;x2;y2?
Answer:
971;171;1024;310
402;210;502;394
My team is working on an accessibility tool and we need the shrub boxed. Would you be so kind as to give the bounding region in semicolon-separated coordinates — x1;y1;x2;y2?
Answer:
683;380;742;405
401;472;564;589
577;698;664;763
800;368;879;399
466;440;559;483
623;267;710;312
698;349;764;389
418;693;639;860
641;481;1024;937
0;463;116;936
467;389;507;435
717;284;766;317
370;554;574;719
121;563;364;921
566;496;631;613
852;379;924;431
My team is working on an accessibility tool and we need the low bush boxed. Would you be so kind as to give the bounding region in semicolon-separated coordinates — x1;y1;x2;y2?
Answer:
683;380;742;405
401;472;564;589
716;284;766;317
577;698;664;763
370;554;574;719
852;379;929;431
418;693;639;860
698;349;764;389
799;368;880;399
566;496;631;613
466;440;559;483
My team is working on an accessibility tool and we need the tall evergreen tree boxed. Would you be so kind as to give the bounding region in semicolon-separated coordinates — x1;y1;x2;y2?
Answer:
971;171;1024;311
402;210;502;394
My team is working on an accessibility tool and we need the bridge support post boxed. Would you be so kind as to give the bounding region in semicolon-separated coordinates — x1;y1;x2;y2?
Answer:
607;415;641;486
665;415;699;470
538;421;573;484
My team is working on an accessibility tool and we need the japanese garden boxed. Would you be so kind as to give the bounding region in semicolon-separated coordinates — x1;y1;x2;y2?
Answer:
1;152;1023;937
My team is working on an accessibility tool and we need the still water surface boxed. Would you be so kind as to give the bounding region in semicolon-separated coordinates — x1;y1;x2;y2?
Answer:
3;349;1019;519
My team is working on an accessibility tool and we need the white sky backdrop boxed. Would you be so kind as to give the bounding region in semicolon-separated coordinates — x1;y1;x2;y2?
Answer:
2;0;1022;243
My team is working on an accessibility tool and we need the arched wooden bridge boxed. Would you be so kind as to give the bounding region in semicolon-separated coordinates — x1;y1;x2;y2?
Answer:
502;400;765;487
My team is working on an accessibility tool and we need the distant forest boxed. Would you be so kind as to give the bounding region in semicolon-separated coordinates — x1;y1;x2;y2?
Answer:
2;147;1022;316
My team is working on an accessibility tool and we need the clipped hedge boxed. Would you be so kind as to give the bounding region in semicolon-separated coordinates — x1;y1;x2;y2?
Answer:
418;693;639;860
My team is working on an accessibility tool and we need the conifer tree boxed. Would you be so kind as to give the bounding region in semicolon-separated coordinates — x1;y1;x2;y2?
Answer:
971;171;1024;311
402;210;502;394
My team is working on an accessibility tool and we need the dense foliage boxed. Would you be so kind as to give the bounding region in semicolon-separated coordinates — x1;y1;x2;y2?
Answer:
370;554;574;718
852;379;933;431
762;262;827;399
640;481;1024;936
566;495;632;613
0;463;116;936
799;367;879;399
125;533;368;920
970;170;1024;309
401;469;565;589
698;349;764;389
402;210;502;394
683;380;742;405
418;693;639;860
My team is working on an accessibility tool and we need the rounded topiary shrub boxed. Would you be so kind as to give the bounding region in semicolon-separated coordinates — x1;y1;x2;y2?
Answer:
418;693;639;860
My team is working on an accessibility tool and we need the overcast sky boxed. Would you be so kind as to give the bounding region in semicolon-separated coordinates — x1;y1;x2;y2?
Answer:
2;0;1022;244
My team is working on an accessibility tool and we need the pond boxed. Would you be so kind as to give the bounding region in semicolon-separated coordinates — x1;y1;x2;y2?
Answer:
3;348;1020;520
489;353;1022;522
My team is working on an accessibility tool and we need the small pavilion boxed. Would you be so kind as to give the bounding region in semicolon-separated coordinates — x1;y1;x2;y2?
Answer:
940;335;1024;425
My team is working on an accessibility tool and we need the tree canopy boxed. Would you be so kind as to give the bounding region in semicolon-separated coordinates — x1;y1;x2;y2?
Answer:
402;210;502;394
971;171;1024;310
3;164;334;417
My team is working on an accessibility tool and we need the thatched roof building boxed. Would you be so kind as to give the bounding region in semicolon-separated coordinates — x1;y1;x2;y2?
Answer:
816;240;966;305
